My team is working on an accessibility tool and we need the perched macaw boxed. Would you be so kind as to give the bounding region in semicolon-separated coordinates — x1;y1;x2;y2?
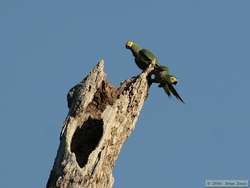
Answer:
152;65;184;103
125;41;161;70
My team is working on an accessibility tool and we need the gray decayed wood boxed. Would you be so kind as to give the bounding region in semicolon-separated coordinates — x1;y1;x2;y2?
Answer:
47;60;154;188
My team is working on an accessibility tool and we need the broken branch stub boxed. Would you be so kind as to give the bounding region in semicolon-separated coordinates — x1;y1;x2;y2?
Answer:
47;60;154;188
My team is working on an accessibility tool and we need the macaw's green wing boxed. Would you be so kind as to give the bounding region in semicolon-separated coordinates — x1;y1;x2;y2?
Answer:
139;48;161;69
168;83;184;103
155;65;169;74
163;84;171;96
139;49;156;61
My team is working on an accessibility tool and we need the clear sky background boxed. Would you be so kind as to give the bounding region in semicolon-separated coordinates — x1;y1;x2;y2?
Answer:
0;0;249;187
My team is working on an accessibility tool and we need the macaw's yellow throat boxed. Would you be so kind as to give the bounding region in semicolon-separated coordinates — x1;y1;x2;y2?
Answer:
125;41;134;49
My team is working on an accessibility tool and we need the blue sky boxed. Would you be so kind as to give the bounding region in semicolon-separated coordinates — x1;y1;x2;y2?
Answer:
0;0;249;187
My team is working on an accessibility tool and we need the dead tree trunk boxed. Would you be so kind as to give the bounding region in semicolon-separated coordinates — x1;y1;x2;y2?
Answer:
47;60;154;188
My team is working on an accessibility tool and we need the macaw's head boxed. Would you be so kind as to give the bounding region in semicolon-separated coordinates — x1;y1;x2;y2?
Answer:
125;41;134;49
170;75;178;85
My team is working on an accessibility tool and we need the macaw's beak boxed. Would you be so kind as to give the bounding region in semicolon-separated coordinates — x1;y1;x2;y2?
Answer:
172;80;178;85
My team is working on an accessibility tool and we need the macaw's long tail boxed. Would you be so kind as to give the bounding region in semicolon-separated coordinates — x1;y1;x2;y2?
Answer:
163;84;171;97
164;83;185;103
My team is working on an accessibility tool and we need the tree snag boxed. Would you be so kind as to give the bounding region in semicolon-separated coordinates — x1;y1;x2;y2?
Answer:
47;59;154;188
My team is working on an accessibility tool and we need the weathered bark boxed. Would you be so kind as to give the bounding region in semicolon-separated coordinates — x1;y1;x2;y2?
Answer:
47;60;154;188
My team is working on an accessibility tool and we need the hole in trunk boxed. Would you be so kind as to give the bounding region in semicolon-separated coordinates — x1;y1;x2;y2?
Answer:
70;117;103;168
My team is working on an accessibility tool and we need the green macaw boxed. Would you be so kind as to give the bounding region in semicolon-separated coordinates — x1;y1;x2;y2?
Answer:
125;41;161;70
152;65;184;103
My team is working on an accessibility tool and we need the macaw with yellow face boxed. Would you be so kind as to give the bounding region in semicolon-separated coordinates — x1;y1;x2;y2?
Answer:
152;65;184;103
125;41;161;70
